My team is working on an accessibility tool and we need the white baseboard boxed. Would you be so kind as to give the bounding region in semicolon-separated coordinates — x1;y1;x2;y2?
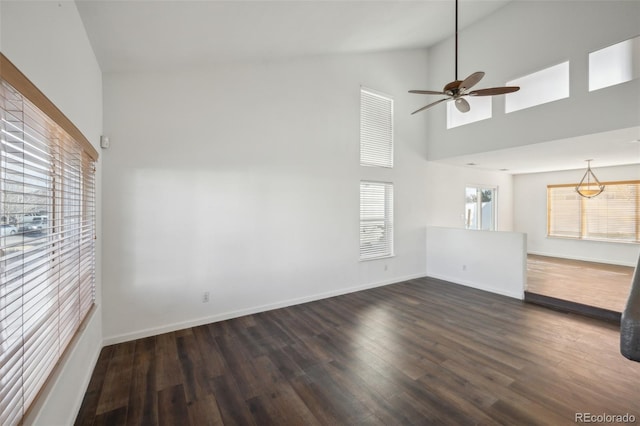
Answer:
426;272;524;300
527;250;638;267
103;273;427;346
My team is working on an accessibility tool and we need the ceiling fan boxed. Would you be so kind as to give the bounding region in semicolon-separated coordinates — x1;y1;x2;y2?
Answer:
409;0;520;115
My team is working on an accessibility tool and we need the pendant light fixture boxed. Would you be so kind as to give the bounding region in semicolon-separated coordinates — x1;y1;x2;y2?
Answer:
576;160;605;198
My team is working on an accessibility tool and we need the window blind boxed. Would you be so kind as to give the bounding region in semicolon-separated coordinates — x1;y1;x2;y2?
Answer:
0;76;96;424
547;181;639;242
360;88;393;168
360;181;393;259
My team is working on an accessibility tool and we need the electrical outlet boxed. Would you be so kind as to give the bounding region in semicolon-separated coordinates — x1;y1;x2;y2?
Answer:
202;291;210;303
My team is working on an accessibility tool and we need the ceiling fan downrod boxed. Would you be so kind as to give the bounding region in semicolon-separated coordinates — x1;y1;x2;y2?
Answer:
455;0;459;81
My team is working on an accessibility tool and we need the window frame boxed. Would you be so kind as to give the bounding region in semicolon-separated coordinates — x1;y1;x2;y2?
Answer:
360;87;394;168
360;180;394;260
465;185;498;231
547;180;640;243
589;35;640;92
0;53;98;425
505;61;570;114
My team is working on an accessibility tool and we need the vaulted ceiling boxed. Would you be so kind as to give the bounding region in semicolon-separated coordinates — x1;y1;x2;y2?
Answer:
76;0;639;173
76;0;510;73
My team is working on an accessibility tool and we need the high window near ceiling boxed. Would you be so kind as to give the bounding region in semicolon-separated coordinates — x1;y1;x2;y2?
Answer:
589;35;640;91
505;62;570;113
0;55;98;425
360;88;393;168
547;181;639;243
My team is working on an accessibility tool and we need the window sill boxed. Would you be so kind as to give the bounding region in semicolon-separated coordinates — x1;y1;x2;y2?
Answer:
360;254;395;262
547;235;639;245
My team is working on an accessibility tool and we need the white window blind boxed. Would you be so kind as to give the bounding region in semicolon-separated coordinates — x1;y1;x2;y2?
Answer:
547;181;639;242
360;181;393;260
360;88;393;168
0;77;96;425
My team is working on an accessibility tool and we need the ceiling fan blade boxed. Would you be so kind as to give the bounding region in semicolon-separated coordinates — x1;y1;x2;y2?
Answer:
409;90;447;95
455;98;470;113
460;71;485;91
411;98;449;115
469;86;520;96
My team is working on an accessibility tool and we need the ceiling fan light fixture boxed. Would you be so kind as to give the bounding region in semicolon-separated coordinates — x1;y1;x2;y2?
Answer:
454;97;470;113
408;0;520;115
576;159;605;199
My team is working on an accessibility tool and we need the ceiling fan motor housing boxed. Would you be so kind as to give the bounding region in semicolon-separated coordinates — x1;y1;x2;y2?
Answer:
444;80;462;95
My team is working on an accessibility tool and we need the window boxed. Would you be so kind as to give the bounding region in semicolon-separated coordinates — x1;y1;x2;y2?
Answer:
360;88;393;168
465;186;497;231
505;62;570;113
0;55;98;425
360;181;393;259
547;181;639;242
589;36;640;91
447;96;492;129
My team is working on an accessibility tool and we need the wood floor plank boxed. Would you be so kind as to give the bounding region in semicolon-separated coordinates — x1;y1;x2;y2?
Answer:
321;359;422;425
75;277;640;425
125;337;157;426
154;332;183;391
74;345;114;426
287;372;351;425
176;332;212;404
192;324;228;378
157;384;189;426
95;341;136;415
93;406;127;426
209;374;256;426
186;393;224;426
214;333;265;400
527;254;633;312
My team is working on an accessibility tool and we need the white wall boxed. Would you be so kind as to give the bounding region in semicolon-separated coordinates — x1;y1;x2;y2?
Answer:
1;1;103;425
426;161;514;231
426;226;526;299
426;1;640;160
514;164;640;266
423;163;521;299
101;49;430;343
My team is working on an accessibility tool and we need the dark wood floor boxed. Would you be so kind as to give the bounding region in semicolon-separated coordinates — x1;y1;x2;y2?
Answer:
527;254;634;313
76;277;640;426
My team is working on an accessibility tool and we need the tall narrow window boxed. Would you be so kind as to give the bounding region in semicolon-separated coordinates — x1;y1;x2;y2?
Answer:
0;56;97;425
360;88;393;168
548;181;639;242
465;186;497;231
360;181;393;260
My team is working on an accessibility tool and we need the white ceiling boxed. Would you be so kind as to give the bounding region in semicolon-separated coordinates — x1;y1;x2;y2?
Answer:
76;0;640;174
76;0;510;73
